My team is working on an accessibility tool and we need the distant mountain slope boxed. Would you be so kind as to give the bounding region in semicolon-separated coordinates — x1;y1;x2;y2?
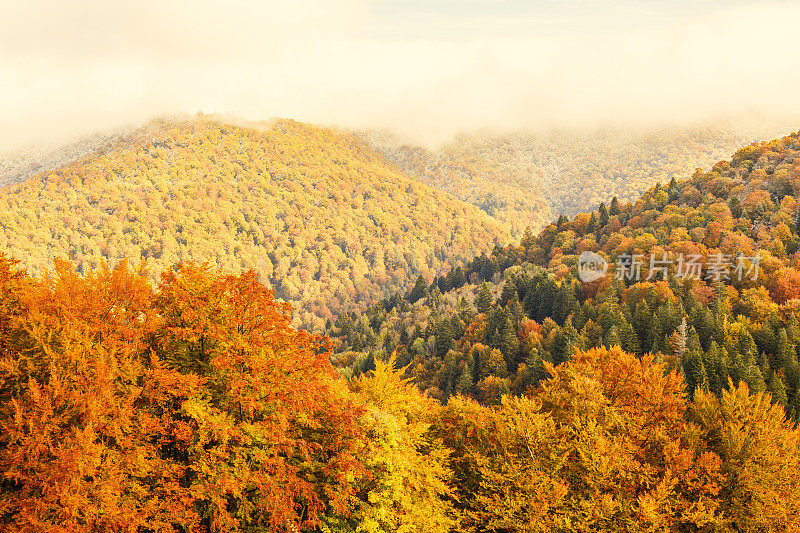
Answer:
0;117;505;329
0;129;133;189
362;131;554;238
364;121;798;237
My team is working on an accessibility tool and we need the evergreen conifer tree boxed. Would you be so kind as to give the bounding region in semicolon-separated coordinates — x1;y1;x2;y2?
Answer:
476;282;493;314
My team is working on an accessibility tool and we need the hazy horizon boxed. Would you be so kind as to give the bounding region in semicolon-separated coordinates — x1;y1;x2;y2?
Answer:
3;0;800;151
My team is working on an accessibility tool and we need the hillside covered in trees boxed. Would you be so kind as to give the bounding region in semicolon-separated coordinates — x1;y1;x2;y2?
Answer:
4;115;800;531
330;128;800;420
0;253;798;532
365;120;797;237
0;116;505;329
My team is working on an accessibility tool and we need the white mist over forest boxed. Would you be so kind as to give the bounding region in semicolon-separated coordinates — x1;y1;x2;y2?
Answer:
2;0;800;150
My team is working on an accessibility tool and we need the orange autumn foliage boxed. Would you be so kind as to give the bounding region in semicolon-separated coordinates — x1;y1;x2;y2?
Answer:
0;258;186;532
769;266;800;304
2;253;800;532
0;258;363;532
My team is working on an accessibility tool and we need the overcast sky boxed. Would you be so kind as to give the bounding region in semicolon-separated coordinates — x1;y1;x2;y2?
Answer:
1;0;800;150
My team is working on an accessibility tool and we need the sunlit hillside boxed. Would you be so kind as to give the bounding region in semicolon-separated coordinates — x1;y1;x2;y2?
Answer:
331;129;800;414
0;116;505;329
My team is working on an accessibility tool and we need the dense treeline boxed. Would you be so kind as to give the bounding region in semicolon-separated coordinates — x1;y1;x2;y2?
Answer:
365;121;796;237
1;254;798;532
0;116;504;329
330;130;800;419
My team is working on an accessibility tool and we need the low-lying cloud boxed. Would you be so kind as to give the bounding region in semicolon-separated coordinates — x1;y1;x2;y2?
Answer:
2;0;800;151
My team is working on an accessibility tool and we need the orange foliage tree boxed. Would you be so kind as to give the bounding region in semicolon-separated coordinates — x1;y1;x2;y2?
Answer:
0;260;364;532
150;263;364;531
0;259;186;532
769;266;800;304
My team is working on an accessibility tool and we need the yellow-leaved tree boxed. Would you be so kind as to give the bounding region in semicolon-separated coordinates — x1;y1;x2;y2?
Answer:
324;355;457;533
434;346;726;532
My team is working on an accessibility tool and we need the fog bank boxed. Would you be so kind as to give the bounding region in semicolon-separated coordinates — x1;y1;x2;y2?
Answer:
2;0;800;151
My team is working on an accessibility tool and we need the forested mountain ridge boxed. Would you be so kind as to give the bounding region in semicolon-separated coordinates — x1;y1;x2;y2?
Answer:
329;128;800;417
364;121;798;237
3;120;800;532
0;116;505;329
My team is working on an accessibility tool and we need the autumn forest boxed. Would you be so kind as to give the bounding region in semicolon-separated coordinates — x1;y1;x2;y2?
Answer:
9;0;800;529
0;113;798;532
